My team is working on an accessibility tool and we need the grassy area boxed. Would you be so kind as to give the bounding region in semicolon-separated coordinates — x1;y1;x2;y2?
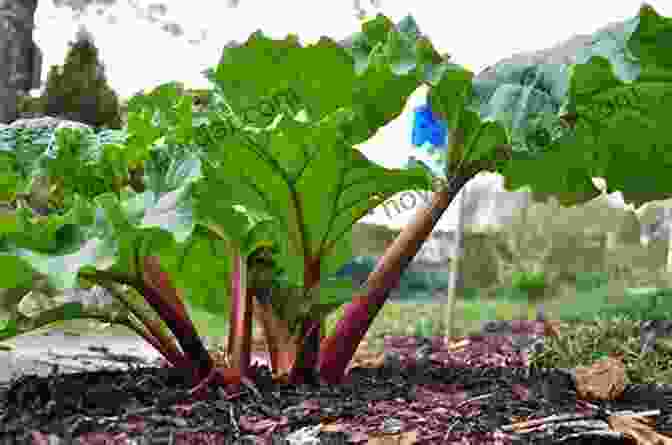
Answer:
320;281;672;385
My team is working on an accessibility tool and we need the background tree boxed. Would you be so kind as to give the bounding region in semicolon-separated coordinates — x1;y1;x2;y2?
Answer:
41;24;123;129
0;0;205;123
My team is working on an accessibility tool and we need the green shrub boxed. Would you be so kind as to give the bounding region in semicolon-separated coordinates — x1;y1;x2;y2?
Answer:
40;26;123;130
414;317;435;338
511;270;548;296
574;271;610;292
461;231;501;289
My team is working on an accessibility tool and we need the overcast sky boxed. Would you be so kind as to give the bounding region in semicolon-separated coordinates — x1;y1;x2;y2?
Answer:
31;0;670;230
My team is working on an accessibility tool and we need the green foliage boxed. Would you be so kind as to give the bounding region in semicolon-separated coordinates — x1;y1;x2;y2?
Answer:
574;271;610;292
511;270;548;295
460;231;501;290
41;27;123;130
615;210;642;245
0;124;132;215
414;316;435;338
552;284;672;323
335;255;450;301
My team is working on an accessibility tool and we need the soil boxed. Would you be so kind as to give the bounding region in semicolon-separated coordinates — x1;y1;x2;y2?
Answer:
1;320;671;445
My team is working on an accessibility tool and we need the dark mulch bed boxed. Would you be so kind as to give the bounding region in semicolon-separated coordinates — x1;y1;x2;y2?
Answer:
1;320;671;444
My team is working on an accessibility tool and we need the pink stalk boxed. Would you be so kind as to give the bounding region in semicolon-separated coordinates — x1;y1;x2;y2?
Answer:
78;264;211;380
288;319;322;384
139;256;216;382
318;176;473;383
286;257;322;383
252;294;298;378
124;313;188;368
226;251;252;376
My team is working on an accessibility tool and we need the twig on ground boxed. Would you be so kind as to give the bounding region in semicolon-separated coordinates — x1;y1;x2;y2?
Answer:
454;393;493;409
500;409;660;433
501;412;598;433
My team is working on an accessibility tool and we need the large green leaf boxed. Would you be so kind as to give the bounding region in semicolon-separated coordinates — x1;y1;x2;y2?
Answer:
501;5;672;208
126;82;196;149
562;43;672;205
209;16;447;144
421;5;672;209
1;195;96;253
301;278;358;321
198;110;432;287
0;282;141;342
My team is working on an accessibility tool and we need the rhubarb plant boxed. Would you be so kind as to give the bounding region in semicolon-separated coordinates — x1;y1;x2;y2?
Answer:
0;17;442;392
1;4;671;398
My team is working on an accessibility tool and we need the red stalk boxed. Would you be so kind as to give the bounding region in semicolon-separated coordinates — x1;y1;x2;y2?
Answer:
288;319;321;383
317;176;473;383
252;292;298;378
227;242;299;379
76;269;192;370
125;314;188;368
140;256;245;400
140;256;218;383
287;256;322;383
251;255;324;384
226;253;252;376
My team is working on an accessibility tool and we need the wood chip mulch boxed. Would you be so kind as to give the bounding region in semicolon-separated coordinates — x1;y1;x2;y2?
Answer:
1;320;671;444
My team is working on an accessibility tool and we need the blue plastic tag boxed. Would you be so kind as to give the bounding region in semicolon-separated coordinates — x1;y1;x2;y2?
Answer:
411;103;448;148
